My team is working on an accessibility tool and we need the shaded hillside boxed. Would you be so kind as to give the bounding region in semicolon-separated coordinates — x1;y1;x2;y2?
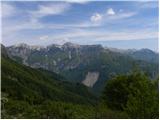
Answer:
1;54;96;104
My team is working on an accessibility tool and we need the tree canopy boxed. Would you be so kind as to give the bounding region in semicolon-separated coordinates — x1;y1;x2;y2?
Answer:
102;71;159;118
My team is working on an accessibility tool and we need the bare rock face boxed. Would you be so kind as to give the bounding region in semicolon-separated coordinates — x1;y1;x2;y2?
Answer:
82;72;99;87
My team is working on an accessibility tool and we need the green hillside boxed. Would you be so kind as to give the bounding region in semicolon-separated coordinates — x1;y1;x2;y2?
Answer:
1;54;98;118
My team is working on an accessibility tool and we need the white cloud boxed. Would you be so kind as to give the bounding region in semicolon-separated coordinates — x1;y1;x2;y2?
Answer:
108;12;137;20
1;3;15;18
90;13;103;22
30;3;71;18
105;8;136;20
140;1;158;9
2;8;137;38
49;29;158;42
39;35;49;40
94;31;158;41
90;8;136;25
106;8;115;15
66;0;88;4
2;10;137;39
2;2;156;47
2;2;72;36
2;2;137;36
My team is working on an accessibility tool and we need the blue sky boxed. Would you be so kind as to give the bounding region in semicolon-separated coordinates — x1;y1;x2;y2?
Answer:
1;0;159;51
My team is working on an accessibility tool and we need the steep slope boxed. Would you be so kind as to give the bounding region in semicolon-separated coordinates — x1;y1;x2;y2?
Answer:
1;45;97;111
1;55;96;103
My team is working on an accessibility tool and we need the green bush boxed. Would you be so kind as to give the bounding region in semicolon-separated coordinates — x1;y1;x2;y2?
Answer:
102;71;159;118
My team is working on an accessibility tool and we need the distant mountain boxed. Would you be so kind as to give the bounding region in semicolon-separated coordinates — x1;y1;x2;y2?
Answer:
106;47;158;63
6;43;159;95
126;49;158;63
7;42;103;72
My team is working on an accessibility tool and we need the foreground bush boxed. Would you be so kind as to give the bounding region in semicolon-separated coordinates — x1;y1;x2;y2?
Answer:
102;71;159;118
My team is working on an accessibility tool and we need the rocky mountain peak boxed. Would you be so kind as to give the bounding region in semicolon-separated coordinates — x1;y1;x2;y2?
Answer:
63;42;81;49
47;44;62;49
14;43;30;48
139;48;156;54
10;43;45;51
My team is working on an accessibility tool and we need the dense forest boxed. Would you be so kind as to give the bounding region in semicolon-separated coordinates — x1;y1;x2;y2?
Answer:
1;47;159;118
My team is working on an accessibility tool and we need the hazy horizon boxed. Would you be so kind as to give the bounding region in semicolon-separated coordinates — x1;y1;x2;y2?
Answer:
2;41;158;53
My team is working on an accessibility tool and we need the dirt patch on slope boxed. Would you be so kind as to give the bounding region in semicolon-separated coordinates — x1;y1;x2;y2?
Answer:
82;72;99;87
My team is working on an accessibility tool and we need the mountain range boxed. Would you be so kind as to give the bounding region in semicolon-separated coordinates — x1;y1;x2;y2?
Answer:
4;42;159;94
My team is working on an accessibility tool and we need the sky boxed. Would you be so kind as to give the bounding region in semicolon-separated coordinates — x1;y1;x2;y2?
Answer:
1;0;159;51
